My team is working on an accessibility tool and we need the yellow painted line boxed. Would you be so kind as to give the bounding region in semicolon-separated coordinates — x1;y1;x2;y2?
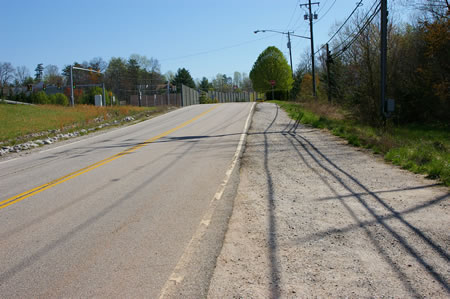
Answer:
0;105;219;210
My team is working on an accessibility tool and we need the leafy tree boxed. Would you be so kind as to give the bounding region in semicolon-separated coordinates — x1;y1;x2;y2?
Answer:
291;66;305;100
171;68;195;89
212;73;232;92
105;57;127;102
81;87;106;105
127;58;140;90
23;77;34;85
250;46;293;93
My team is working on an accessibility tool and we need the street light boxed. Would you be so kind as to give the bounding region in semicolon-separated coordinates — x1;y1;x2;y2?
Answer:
254;29;311;77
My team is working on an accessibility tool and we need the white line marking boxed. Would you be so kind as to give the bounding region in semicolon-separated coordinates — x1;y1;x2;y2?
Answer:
0;157;19;165
158;102;256;298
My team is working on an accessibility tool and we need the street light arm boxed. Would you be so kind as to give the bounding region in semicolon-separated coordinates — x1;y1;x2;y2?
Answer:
254;29;287;35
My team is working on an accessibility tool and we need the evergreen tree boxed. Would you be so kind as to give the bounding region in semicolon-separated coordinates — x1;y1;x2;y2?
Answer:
199;77;211;92
171;68;196;89
34;63;44;81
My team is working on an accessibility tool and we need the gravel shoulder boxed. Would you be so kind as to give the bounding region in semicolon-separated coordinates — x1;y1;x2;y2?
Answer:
208;103;449;298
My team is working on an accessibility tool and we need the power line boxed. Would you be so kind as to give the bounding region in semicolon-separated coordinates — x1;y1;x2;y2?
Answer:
332;1;380;57
317;0;330;14
315;0;337;23
315;0;363;54
332;1;381;59
285;0;300;30
159;34;278;62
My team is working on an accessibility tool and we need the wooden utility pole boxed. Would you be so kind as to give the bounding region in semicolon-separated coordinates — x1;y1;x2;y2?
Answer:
380;0;387;118
326;43;332;102
300;0;320;98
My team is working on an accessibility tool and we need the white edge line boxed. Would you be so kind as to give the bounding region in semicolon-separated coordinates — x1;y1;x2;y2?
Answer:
38;109;178;154
158;102;256;298
0;157;19;165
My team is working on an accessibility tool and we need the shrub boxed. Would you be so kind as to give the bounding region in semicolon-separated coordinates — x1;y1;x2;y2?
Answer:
54;93;69;106
32;91;50;104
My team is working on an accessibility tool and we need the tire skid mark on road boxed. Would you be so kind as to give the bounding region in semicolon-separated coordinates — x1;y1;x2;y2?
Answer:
0;105;219;210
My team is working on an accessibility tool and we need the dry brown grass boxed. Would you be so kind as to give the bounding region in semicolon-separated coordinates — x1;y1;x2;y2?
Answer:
0;104;164;144
300;100;347;121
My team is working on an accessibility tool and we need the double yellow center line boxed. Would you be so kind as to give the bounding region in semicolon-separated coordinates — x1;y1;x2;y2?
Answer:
0;105;219;210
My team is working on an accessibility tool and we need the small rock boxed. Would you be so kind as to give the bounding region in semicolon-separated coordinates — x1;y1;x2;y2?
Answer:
35;140;44;145
43;139;53;145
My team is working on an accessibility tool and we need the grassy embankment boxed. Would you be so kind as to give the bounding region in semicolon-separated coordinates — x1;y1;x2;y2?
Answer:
0;103;167;145
271;100;450;186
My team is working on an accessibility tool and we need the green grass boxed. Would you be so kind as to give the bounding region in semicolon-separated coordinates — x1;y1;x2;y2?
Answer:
0;103;164;144
271;100;450;186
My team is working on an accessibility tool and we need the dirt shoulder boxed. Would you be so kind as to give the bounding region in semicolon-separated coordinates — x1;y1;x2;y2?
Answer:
208;103;449;298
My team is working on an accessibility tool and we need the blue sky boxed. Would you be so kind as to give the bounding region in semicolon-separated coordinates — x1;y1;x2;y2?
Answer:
0;0;405;81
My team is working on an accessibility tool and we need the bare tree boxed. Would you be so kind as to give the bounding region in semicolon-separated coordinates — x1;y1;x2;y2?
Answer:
44;64;65;86
14;66;31;85
0;62;15;87
129;54;161;73
400;0;449;20
44;64;59;77
89;57;107;72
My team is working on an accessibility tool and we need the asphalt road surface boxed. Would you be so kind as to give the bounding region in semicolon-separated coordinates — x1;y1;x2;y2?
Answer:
0;103;253;298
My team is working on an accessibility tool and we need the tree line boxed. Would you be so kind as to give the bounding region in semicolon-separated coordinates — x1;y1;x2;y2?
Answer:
293;0;449;125
0;54;254;105
247;1;448;125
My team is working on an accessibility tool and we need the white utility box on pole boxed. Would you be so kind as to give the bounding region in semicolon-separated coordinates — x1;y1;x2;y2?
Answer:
95;95;103;107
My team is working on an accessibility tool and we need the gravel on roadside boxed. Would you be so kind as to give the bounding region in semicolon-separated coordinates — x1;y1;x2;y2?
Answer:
208;103;449;298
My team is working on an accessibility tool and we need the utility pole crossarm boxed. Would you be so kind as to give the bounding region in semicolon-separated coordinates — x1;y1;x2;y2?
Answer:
300;0;320;98
299;1;320;7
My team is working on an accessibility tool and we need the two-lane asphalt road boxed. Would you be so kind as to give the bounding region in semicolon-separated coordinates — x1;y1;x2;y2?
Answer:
0;103;253;297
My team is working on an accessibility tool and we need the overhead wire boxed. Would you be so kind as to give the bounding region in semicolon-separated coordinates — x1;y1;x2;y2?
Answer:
159;33;278;62
332;0;381;59
316;0;330;14
315;0;337;23
285;0;300;31
314;0;364;54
